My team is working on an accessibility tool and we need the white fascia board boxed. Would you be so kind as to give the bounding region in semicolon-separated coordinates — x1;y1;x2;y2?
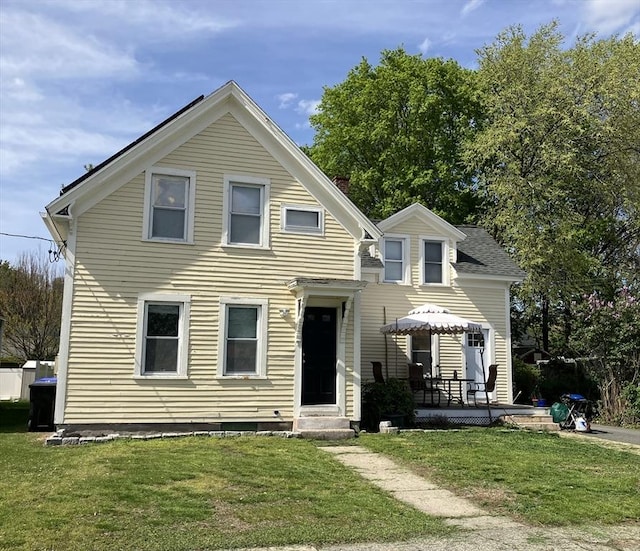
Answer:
378;203;466;241
228;86;382;243
40;211;69;247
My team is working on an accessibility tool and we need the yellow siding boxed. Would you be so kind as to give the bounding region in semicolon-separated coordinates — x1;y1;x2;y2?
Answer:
362;214;512;402
65;113;357;424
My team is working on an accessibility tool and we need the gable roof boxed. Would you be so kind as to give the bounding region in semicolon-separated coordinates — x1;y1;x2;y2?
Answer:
454;225;526;280
44;81;381;244
377;203;466;241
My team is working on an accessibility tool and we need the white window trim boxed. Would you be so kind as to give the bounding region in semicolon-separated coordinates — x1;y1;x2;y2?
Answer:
419;235;449;286
222;174;270;249
280;204;324;235
382;234;410;284
217;297;269;379
134;293;191;379
142;166;196;244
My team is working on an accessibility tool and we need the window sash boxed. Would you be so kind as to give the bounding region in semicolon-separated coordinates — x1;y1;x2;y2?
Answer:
423;240;443;284
143;303;181;373
225;305;260;375
230;184;263;244
384;239;405;282
150;175;189;240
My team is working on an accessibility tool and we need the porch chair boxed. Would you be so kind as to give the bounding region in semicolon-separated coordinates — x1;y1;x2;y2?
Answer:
371;361;385;384
466;363;498;407
408;363;440;406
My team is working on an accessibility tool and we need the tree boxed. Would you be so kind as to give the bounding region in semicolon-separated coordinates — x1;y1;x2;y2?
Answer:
308;48;484;223
469;22;640;352
0;252;63;361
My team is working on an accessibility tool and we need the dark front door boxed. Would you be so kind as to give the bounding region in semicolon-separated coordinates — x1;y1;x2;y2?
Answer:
301;307;337;405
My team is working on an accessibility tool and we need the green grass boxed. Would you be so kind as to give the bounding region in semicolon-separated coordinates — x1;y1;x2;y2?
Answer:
359;429;640;526
0;400;29;432
0;429;448;551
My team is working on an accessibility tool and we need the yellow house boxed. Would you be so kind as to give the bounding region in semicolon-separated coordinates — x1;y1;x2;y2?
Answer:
360;204;525;411
43;81;523;436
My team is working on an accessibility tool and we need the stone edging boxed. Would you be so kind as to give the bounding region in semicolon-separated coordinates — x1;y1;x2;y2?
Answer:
45;430;302;446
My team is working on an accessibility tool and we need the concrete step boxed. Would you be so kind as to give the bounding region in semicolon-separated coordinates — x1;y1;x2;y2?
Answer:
297;429;355;440
501;414;559;432
293;416;351;431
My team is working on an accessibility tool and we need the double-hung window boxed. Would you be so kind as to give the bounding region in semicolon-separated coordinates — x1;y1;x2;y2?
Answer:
143;168;196;243
383;236;408;283
135;294;190;377
219;298;268;377
224;175;270;247
421;238;447;285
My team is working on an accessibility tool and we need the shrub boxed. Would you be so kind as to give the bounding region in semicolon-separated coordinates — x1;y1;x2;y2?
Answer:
512;358;540;403
361;378;416;431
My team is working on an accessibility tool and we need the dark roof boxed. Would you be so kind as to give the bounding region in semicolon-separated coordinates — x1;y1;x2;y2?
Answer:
453;225;526;279
60;94;206;196
361;249;383;269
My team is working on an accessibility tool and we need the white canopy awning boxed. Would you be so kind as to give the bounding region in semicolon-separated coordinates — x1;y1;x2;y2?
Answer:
380;303;482;335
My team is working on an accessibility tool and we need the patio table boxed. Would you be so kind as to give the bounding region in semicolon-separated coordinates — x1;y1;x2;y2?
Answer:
438;377;474;406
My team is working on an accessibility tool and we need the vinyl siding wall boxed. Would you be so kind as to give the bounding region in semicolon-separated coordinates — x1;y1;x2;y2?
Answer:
64;113;357;424
362;216;513;403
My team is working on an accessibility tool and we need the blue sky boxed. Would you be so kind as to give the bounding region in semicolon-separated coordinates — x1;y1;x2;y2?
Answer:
1;0;638;264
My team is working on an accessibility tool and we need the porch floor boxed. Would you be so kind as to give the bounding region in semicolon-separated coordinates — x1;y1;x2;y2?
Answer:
415;401;551;426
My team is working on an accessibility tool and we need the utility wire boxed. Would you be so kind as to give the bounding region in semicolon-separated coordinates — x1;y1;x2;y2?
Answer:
0;232;65;262
0;232;54;242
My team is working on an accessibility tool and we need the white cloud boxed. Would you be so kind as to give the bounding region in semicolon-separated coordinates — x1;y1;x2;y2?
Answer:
296;99;320;116
461;0;485;17
277;92;298;108
583;0;640;35
0;10;139;80
418;37;432;54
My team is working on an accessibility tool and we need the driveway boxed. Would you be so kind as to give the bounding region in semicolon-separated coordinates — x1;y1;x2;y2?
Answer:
580;424;640;446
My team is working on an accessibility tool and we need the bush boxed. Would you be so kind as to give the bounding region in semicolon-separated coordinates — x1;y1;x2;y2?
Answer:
538;358;599;403
512;358;540;403
620;382;640;426
361;378;416;431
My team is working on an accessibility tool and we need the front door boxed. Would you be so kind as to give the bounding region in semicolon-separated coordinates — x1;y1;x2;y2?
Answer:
301;307;337;405
465;329;490;401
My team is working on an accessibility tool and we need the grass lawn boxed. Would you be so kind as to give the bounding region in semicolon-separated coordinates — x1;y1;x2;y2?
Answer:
0;402;448;551
359;429;640;526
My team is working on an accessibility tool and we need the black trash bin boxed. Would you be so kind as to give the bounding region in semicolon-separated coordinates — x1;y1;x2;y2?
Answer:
28;377;57;431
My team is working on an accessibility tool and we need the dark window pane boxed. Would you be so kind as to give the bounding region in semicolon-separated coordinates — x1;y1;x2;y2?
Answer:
226;341;257;373
230;214;260;244
424;241;442;262
152;208;185;239
385;261;402;281
147;304;179;336
231;185;261;214
424;263;442;283
228;307;258;338
144;338;178;372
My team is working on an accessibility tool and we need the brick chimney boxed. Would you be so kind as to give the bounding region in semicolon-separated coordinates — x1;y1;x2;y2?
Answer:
332;176;350;196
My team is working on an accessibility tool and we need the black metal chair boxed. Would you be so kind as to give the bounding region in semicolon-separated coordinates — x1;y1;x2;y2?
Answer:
371;361;385;384
408;363;440;406
466;363;498;406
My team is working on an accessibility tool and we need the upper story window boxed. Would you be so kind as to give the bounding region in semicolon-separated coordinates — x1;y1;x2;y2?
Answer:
135;294;190;378
218;297;268;378
223;175;270;248
143;168;196;243
421;238;448;285
383;236;409;284
281;204;324;235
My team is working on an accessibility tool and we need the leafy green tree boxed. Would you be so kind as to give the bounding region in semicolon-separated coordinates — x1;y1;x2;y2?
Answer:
308;48;483;223
0;252;63;361
469;22;640;352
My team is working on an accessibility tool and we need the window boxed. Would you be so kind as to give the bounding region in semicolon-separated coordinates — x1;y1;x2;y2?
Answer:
143;167;196;243
420;238;448;285
411;334;432;372
219;298;268;377
281;205;323;234
383;236;409;283
223;175;270;247
135;294;190;377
